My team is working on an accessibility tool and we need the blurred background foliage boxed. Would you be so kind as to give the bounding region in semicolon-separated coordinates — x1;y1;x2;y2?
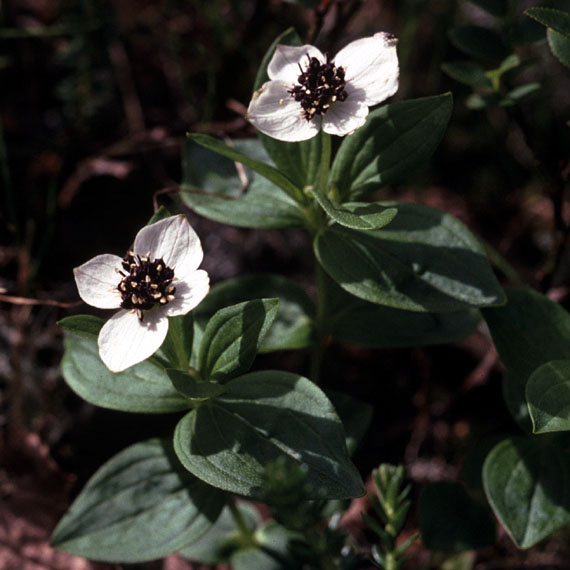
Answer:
1;1;569;568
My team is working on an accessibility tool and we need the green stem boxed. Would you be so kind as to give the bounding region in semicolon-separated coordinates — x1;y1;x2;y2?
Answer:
385;552;397;570
317;132;332;196
172;334;189;371
307;133;334;384
227;496;255;543
309;260;331;385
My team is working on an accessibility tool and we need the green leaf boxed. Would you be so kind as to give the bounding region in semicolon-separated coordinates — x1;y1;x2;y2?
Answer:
482;54;522;96
482;288;570;430
492;53;521;76
231;548;283;570
180;503;260;564
526;360;570;433
173;370;364;499
467;0;508;18
441;61;493;89
260;132;323;191
332;301;480;347
312;190;398;230
548;28;570;68
61;331;189;413
231;523;297;570
328;278;480;347
167;369;226;402
181;137;304;229
195;275;315;352
500;82;541;105
431;552;477;570
314;202;505;312
526;7;570;39
483;437;570;548
147;205;172;225
449;26;509;63
159;313;194;370
419;481;496;552
51;439;224;562
58;314;104;340
198;298;279;382
182;137;267;195
465;92;502;110
330;94;453;200
186;133;303;203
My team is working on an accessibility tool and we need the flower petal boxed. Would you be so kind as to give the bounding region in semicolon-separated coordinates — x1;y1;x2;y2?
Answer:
98;309;169;372
268;44;324;83
163;269;210;317
322;96;369;136
334;33;399;106
134;215;203;276
247;80;321;142
74;254;123;309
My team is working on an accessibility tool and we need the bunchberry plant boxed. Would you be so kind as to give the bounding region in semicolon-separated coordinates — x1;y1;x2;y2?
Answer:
52;12;570;568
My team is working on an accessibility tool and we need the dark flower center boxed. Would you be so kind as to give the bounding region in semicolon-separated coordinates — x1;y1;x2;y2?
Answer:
117;251;176;321
288;54;348;121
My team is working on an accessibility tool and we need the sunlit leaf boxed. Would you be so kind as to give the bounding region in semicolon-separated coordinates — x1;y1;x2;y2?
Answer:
482;288;570;430
181;138;304;229
330;95;453;199
314;202;505;312
526;360;570;433
548;28;570;68
198;298;279;382
173;371;364;499
328;281;480;347
526;7;570;39
483;437;570;548
312;190;398;230
60;319;189;413
194;275;315;352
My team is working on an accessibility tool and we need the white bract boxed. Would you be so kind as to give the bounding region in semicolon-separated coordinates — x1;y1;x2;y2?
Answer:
74;215;209;373
247;32;399;142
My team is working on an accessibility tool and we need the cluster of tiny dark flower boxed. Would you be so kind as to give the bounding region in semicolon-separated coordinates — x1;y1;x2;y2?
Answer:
117;252;176;320
289;55;348;121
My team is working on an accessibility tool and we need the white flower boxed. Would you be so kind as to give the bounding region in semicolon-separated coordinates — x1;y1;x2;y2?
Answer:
74;215;209;373
246;32;399;142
